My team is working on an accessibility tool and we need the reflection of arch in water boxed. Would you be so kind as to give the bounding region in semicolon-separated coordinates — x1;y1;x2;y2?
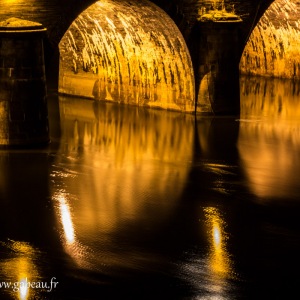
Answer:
58;0;195;113
238;77;300;200
240;76;300;118
51;95;195;274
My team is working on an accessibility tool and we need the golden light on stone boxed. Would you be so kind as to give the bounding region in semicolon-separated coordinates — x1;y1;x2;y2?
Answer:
59;0;195;112
241;0;300;79
2;0;20;3
197;0;242;22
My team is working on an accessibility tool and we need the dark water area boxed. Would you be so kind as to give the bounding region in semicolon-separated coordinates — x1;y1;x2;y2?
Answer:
1;76;300;299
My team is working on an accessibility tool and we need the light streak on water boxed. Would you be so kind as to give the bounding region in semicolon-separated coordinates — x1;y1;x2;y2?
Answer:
58;195;75;245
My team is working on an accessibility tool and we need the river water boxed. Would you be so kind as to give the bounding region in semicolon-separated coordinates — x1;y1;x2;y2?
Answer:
0;76;300;299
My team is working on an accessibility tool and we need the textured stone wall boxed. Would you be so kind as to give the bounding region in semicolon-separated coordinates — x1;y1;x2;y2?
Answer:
4;0;299;110
0;26;49;145
188;21;241;114
59;0;195;112
0;0;274;53
240;0;300;79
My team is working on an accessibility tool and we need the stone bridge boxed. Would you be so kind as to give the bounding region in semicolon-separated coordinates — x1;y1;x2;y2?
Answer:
0;0;273;53
0;0;277;115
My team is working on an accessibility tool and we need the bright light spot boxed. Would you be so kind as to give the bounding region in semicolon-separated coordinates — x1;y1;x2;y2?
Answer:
0;240;41;299
19;278;28;300
58;196;75;244
3;0;22;4
213;224;221;248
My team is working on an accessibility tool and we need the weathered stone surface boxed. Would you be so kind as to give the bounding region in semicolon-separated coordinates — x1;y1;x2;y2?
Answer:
0;25;49;145
188;21;241;114
4;0;299;115
0;17;43;29
59;0;195;112
241;0;300;79
0;0;274;51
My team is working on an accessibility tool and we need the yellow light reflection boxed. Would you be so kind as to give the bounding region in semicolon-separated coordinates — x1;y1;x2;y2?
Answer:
57;97;194;234
51;96;194;271
53;192;92;269
58;195;75;245
239;77;300;200
213;223;221;248
0;240;41;300
204;207;233;279
19;277;29;300
240;1;300;79
177;207;236;298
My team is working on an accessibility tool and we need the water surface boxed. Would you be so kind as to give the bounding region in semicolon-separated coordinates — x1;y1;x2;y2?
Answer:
1;76;300;299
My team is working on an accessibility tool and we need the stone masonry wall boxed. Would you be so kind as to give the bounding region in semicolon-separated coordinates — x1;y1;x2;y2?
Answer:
240;0;300;79
59;0;195;112
0;0;274;52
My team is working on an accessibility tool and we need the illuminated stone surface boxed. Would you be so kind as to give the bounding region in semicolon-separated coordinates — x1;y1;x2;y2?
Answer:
0;0;274;47
0;17;43;29
1;0;298;114
59;0;195;112
241;0;300;79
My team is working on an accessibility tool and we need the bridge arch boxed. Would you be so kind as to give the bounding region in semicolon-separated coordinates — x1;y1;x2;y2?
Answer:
240;0;300;80
0;0;281;114
58;0;195;112
239;0;300;119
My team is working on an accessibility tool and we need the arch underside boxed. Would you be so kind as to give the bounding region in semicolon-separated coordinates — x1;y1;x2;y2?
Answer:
240;0;300;79
58;0;195;113
58;0;297;114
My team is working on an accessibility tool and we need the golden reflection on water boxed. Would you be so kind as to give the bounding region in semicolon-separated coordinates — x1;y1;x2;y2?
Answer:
52;191;92;269
204;207;233;280
0;240;41;299
57;194;75;245
179;207;235;299
51;96;194;271
239;77;300;199
19;278;28;300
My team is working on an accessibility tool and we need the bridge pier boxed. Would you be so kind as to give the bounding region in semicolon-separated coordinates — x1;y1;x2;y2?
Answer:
189;21;241;115
0;18;49;146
